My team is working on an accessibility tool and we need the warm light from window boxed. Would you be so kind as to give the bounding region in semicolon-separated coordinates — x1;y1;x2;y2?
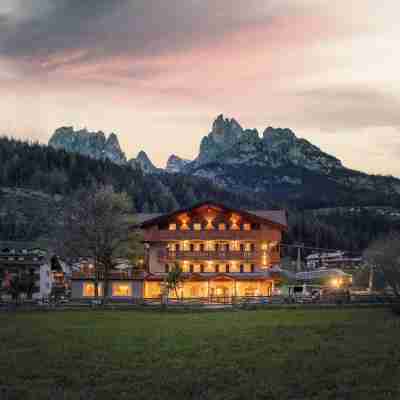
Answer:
230;214;240;230
169;223;177;231
112;283;132;297
83;282;103;297
194;223;202;231
218;223;226;231
243;223;251;231
205;218;214;230
206;241;214;251
179;214;190;230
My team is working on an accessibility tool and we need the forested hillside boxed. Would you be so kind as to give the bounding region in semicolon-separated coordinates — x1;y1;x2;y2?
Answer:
1;137;399;252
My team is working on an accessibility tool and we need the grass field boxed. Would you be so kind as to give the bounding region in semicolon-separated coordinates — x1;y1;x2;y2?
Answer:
1;308;400;400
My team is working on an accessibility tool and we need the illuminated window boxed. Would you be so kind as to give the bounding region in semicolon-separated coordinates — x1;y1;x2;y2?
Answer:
182;262;189;272
83;282;103;297
205;241;214;251
180;223;190;230
230;215;240;230
194;223;202;231
243;223;251;231
169;223;177;231
218;223;226;231
112;283;132;297
205;220;214;230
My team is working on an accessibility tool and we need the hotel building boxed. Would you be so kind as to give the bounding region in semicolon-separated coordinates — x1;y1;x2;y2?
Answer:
71;202;288;301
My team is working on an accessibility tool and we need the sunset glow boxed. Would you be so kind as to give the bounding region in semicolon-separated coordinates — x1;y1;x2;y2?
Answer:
1;0;400;175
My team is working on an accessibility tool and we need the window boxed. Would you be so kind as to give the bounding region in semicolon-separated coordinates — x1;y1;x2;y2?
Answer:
200;264;205;273
112;283;132;297
251;264;255;273
200;243;205;252
190;264;194;273
240;264;244;273
250;243;255;252
190;244;195;252
165;264;170;273
175;243;180;252
240;243;245;252
243;223;251;231
215;264;220;273
193;223;202;231
218;223;226;231
169;223;177;231
226;264;230;273
83;282;103;297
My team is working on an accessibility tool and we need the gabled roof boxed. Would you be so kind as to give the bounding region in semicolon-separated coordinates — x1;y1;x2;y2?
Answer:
138;201;288;230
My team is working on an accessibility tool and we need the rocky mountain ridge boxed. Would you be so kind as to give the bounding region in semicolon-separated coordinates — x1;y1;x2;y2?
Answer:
166;155;191;173
47;116;400;208
49;127;127;165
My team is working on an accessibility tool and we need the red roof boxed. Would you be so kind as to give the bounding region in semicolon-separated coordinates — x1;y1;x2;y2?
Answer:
138;201;288;230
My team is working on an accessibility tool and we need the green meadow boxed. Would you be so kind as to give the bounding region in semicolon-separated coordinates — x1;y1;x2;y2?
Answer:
1;308;399;400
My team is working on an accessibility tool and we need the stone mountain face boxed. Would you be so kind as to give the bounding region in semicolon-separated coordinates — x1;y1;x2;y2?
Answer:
129;151;161;174
49;127;127;165
168;114;400;207
190;115;343;173
48;117;400;208
166;154;191;174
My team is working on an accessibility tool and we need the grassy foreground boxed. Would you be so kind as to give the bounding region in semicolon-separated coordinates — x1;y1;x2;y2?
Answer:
1;308;400;400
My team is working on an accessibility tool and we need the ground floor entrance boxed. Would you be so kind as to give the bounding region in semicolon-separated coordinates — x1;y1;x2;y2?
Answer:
144;276;274;301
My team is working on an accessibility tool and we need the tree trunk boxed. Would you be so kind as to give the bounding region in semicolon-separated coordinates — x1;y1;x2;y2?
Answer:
103;263;111;305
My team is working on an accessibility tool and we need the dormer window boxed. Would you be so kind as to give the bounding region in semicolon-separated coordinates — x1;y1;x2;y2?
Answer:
194;223;202;231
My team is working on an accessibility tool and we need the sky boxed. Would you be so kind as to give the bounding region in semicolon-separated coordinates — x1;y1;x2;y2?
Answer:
1;0;400;176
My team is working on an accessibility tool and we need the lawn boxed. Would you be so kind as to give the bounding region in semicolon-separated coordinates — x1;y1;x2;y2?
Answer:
1;308;400;400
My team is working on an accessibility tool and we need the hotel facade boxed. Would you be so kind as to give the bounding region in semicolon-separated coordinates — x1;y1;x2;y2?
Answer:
71;202;288;301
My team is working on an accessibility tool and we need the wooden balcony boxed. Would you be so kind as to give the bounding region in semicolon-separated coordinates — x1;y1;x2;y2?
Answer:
72;271;138;280
143;229;281;242
158;250;261;262
158;250;281;265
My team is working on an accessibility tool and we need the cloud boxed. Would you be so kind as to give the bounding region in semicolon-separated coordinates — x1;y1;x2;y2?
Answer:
0;0;329;74
293;87;400;131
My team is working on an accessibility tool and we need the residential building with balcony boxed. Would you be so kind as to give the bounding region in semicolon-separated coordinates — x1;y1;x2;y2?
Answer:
0;243;51;300
71;202;288;302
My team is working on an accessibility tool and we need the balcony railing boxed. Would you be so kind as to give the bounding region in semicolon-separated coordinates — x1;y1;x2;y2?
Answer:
158;250;280;263
143;229;281;242
72;271;138;280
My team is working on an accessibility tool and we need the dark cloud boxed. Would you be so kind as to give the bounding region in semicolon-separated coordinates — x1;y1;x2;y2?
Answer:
295;87;400;130
0;0;273;68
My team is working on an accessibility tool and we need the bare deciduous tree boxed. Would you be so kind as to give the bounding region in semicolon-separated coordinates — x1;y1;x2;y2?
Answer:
364;232;400;298
60;186;134;303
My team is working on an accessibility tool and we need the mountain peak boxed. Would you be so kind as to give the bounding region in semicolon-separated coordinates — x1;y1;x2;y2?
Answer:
210;114;244;143
130;151;159;174
263;127;296;141
49;127;126;164
166;154;191;174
